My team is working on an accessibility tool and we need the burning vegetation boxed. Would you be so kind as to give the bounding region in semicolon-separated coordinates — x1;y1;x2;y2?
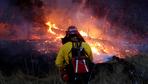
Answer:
0;0;147;83
0;0;147;58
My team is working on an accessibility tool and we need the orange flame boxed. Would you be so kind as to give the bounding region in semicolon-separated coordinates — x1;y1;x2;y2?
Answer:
46;21;59;35
79;30;89;37
33;19;138;59
44;21;114;57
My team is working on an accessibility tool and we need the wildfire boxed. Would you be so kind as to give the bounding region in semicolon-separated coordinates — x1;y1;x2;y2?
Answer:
91;47;100;55
0;0;141;64
31;18;139;63
80;30;89;37
34;2;139;62
44;21;116;58
45;21;64;41
46;21;59;35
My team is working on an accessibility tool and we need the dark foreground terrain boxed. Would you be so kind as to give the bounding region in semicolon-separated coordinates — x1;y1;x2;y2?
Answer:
0;40;147;84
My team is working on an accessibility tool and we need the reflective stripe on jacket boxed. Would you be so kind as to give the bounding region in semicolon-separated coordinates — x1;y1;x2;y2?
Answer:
55;42;93;68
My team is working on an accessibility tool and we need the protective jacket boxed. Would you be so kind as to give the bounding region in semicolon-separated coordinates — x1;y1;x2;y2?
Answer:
55;42;93;68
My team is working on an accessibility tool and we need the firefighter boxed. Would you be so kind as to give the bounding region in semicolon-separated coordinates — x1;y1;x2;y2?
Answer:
55;26;93;84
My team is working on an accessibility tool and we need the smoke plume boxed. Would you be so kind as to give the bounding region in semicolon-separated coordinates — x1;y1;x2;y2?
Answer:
85;0;148;39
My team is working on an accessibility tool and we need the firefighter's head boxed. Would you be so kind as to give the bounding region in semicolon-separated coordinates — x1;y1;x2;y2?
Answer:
62;26;85;44
65;25;85;42
66;25;79;35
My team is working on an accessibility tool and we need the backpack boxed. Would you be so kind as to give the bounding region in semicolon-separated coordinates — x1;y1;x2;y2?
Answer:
61;41;95;82
69;42;93;74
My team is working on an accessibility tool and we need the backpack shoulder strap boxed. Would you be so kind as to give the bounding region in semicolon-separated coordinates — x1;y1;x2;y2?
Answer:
81;48;89;58
72;41;82;48
68;41;82;59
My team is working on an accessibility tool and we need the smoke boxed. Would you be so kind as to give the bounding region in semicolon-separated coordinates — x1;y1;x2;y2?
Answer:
84;0;148;55
85;0;148;39
0;0;45;39
0;0;88;39
42;0;148;42
4;0;44;23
